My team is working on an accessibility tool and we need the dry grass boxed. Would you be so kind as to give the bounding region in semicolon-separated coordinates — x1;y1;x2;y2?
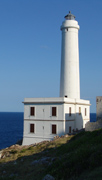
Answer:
0;130;102;180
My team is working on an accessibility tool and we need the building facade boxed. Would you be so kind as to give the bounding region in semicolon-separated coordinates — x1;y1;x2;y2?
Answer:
22;12;90;146
22;97;90;145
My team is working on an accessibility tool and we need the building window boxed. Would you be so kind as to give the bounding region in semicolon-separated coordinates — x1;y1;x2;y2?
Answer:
79;107;81;115
30;124;35;133
69;126;71;133
52;107;56;116
52;124;56;134
85;108;87;116
69;107;71;116
30;107;35;116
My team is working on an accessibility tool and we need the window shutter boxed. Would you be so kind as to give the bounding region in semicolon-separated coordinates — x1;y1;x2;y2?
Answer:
30;107;35;116
69;126;71;133
30;124;34;133
79;107;81;115
52;124;56;134
85;108;87;116
69;107;71;116
52;107;56;116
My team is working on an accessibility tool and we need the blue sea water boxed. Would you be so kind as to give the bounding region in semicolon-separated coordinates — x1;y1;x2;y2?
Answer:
0;112;23;150
0;112;96;150
90;113;96;122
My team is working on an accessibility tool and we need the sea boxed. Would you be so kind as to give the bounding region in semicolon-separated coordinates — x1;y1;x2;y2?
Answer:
0;112;23;150
0;112;96;150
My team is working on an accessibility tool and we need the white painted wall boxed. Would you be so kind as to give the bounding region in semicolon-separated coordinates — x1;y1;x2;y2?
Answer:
60;19;80;99
23;120;65;145
22;98;65;145
75;99;90;129
24;103;64;121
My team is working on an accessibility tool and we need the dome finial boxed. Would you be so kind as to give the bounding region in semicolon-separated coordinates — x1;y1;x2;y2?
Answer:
64;11;75;20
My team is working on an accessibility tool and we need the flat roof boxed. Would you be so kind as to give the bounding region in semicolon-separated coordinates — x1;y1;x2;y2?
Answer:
23;97;90;106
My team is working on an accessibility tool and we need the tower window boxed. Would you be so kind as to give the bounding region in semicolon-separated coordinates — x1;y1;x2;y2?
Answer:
30;107;35;116
30;124;35;133
52;107;56;116
69;107;71;116
52;124;56;134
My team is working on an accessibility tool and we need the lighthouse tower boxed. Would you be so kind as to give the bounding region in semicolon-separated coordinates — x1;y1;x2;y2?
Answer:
60;11;80;99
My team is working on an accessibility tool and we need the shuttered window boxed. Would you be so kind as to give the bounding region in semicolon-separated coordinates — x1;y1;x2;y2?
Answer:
69;107;71;116
52;124;56;134
85;108;87;116
30;124;35;133
30;107;35;116
69;126;71;133
52;107;56;116
79;107;81;115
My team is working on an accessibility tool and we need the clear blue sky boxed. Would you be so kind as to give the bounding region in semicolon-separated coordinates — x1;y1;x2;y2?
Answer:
0;0;102;113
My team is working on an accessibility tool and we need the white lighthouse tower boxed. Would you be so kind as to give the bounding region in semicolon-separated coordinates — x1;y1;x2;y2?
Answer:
60;11;80;99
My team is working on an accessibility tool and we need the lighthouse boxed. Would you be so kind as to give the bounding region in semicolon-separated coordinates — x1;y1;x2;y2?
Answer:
22;11;90;146
60;11;80;99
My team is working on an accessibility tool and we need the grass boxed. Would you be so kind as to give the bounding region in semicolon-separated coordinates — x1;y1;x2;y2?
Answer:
10;150;18;154
0;130;102;179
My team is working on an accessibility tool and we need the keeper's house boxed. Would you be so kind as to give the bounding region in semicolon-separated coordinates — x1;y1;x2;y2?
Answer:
22;97;90;145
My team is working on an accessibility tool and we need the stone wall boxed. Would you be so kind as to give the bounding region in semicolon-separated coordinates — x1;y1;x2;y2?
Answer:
85;119;102;131
85;96;102;131
96;96;102;120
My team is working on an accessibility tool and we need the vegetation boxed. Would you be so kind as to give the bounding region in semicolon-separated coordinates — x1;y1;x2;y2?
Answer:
0;129;102;179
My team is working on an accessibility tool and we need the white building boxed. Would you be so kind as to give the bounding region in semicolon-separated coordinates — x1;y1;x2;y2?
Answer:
22;11;90;145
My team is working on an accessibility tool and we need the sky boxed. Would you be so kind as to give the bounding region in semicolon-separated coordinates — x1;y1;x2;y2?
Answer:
0;0;102;113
